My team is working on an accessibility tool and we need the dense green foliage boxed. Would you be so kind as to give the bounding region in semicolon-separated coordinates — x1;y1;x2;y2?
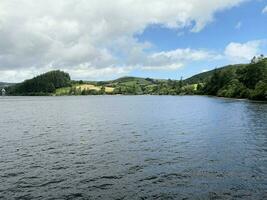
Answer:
6;70;71;95
200;59;267;100
185;64;247;85
4;58;267;100
110;78;184;95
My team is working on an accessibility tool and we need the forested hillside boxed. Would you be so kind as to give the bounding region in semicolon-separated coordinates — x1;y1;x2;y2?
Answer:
0;82;14;88
3;58;267;100
185;64;247;85
197;58;267;100
6;70;71;95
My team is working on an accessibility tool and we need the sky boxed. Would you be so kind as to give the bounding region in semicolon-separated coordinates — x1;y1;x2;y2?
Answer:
0;0;267;82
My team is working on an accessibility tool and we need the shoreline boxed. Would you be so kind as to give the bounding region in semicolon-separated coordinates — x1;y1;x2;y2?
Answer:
2;94;267;102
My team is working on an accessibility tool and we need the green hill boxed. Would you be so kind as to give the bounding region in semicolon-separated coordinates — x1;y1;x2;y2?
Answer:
6;70;71;95
79;76;170;95
3;58;267;100
185;64;247;84
186;58;267;100
0;82;15;88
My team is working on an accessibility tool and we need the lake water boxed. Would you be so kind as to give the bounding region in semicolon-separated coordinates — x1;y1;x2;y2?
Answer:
0;96;266;199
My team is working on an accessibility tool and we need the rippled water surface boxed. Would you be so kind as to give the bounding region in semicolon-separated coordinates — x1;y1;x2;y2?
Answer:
0;96;267;199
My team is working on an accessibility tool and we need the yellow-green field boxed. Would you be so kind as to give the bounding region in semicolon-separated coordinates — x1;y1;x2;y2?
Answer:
193;84;198;90
55;84;114;95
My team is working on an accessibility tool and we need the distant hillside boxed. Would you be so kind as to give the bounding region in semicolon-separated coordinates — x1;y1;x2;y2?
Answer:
55;76;169;96
185;64;247;84
6;70;71;95
93;76;166;86
111;76;151;84
3;58;266;100
194;58;267;100
0;82;15;88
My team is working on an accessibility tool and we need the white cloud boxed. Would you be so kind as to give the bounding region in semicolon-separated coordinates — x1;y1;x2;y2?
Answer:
151;48;221;61
0;47;220;81
0;65;57;83
141;64;184;71
139;48;221;71
65;66;132;81
0;66;133;82
0;0;247;81
201;69;208;73
224;40;265;62
262;6;267;14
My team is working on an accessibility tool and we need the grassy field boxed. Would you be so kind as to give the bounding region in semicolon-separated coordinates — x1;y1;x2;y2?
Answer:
77;84;101;91
55;84;114;95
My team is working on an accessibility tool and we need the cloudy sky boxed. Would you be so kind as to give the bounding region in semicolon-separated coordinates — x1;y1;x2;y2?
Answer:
0;0;267;82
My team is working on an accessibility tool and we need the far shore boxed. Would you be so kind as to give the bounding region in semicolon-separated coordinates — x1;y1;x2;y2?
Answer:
2;94;267;103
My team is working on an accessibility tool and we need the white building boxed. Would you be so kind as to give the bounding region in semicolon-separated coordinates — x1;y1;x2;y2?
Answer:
1;88;6;96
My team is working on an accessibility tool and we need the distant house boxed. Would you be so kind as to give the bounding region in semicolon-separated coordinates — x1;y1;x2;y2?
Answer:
1;88;6;96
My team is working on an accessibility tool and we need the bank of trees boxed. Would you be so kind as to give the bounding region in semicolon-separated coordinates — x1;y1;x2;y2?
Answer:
5;58;266;100
112;78;184;95
201;58;267;100
7;70;71;95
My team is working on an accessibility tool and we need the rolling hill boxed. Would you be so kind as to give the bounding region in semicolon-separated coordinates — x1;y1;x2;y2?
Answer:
2;58;267;100
184;64;248;84
0;82;15;88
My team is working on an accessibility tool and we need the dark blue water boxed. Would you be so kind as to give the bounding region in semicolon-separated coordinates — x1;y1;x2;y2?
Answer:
0;96;266;199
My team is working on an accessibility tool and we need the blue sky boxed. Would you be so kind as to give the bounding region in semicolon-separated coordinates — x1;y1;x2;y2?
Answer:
0;0;267;82
132;0;267;79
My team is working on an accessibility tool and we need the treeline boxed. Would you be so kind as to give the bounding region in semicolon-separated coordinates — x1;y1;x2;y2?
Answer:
200;58;267;100
7;70;71;95
111;79;197;95
4;58;266;100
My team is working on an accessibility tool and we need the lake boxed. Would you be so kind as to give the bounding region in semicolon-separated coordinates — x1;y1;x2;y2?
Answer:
0;96;266;199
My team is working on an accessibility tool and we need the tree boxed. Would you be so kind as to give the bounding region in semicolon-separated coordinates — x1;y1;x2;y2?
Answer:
182;85;195;95
179;76;183;88
203;68;221;95
250;81;267;100
238;61;266;89
100;86;106;95
7;70;71;95
217;79;245;98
